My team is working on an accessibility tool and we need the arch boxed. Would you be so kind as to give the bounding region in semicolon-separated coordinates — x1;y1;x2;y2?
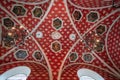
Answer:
77;68;104;80
0;66;31;80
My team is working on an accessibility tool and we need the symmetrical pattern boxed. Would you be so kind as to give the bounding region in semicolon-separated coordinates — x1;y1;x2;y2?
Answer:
0;0;120;80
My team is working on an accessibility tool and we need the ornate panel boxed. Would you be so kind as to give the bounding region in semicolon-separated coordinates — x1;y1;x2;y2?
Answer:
51;41;62;53
14;49;28;60
82;52;94;63
12;5;26;16
2;18;14;29
52;18;63;30
69;52;78;62
96;24;107;35
72;9;82;21
87;11;99;23
33;50;43;61
32;6;43;18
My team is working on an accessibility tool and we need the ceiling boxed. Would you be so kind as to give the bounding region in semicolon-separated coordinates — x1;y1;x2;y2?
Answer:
0;0;120;80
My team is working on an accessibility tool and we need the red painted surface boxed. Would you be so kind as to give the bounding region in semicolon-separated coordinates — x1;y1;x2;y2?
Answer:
0;0;120;80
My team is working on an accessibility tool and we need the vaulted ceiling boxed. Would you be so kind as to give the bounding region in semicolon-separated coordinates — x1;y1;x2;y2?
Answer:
0;0;120;80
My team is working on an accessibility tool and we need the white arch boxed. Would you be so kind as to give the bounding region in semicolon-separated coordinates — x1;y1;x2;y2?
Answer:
77;68;104;80
0;66;31;80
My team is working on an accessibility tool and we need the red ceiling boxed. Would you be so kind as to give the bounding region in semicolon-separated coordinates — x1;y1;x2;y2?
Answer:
0;0;120;80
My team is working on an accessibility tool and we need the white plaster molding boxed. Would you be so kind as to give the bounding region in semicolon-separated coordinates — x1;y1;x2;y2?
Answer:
10;0;49;5
105;16;120;73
